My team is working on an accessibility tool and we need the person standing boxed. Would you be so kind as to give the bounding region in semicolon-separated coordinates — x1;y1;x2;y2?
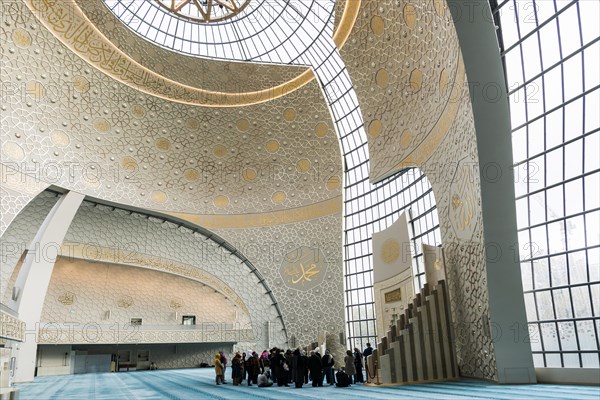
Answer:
232;352;243;385
247;352;260;386
241;352;247;382
362;342;373;381
214;354;225;385
302;350;309;384
285;349;293;384
219;351;228;383
363;343;373;359
353;347;364;383
321;349;335;385
344;350;356;383
276;348;289;387
307;351;323;387
269;348;279;384
291;349;305;388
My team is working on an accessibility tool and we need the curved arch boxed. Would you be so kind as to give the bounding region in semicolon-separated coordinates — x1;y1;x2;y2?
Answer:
2;188;289;349
75;193;289;347
59;241;252;316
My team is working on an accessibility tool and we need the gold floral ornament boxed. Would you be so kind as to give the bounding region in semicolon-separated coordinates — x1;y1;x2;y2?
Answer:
170;297;184;309
156;0;251;23
57;291;76;305
117;295;134;308
449;157;479;240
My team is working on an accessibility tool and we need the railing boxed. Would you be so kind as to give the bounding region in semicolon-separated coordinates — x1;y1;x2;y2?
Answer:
37;322;254;345
37;323;255;344
0;309;25;341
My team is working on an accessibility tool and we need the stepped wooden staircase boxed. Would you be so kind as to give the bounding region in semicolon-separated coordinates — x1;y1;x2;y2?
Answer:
366;280;459;384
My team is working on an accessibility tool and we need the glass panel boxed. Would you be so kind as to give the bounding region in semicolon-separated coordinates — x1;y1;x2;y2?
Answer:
498;0;600;368
540;323;560;351
545;353;562;368
558;321;578;351
581;352;600;368
563;352;581;368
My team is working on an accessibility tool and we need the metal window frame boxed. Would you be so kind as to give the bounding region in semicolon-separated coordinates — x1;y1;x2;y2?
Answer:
492;0;600;368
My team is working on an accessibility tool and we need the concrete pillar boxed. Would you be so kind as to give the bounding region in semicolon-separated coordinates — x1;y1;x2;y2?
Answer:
8;190;84;383
447;0;536;383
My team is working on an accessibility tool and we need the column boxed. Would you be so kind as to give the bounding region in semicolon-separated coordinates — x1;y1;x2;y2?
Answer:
447;0;536;384
8;190;84;383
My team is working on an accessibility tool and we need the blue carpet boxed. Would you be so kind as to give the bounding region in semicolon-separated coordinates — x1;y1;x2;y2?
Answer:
17;368;600;399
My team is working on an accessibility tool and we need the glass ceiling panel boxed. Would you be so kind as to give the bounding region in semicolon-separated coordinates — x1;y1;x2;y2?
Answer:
103;0;336;64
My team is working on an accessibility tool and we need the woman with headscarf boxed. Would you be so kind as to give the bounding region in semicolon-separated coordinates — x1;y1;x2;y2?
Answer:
231;352;243;385
353;347;364;383
241;352;247;382
302;350;309;384
307;350;323;387
269;348;279;384
344;350;356;383
219;351;227;383
259;350;270;374
285;349;293;384
214;353;224;385
276;349;289;387
291;348;305;388
247;352;260;386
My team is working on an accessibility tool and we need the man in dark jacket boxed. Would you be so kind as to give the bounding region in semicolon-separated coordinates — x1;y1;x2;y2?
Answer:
321;349;335;385
363;343;373;381
308;351;323;387
363;343;373;358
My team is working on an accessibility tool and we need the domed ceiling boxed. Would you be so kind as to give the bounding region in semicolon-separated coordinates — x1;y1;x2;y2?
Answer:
4;0;470;221
78;0;311;99
3;0;354;218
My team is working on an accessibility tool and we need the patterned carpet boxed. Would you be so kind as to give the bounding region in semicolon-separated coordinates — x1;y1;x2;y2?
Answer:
17;368;600;400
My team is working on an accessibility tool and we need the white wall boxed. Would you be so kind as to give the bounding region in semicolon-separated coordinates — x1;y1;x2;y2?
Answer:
71;343;231;370
36;345;74;377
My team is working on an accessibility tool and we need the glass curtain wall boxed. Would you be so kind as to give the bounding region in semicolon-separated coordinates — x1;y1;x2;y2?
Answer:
491;0;599;368
344;167;441;350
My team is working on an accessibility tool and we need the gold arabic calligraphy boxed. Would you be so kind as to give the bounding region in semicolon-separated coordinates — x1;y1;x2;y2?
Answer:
285;263;321;285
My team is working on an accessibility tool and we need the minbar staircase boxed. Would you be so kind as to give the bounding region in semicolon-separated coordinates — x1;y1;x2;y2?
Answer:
366;280;459;385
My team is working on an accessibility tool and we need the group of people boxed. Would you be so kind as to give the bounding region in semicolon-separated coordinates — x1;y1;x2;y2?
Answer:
212;343;375;389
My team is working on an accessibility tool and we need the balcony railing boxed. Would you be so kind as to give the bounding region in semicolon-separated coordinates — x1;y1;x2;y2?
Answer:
37;322;254;345
0;309;25;342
